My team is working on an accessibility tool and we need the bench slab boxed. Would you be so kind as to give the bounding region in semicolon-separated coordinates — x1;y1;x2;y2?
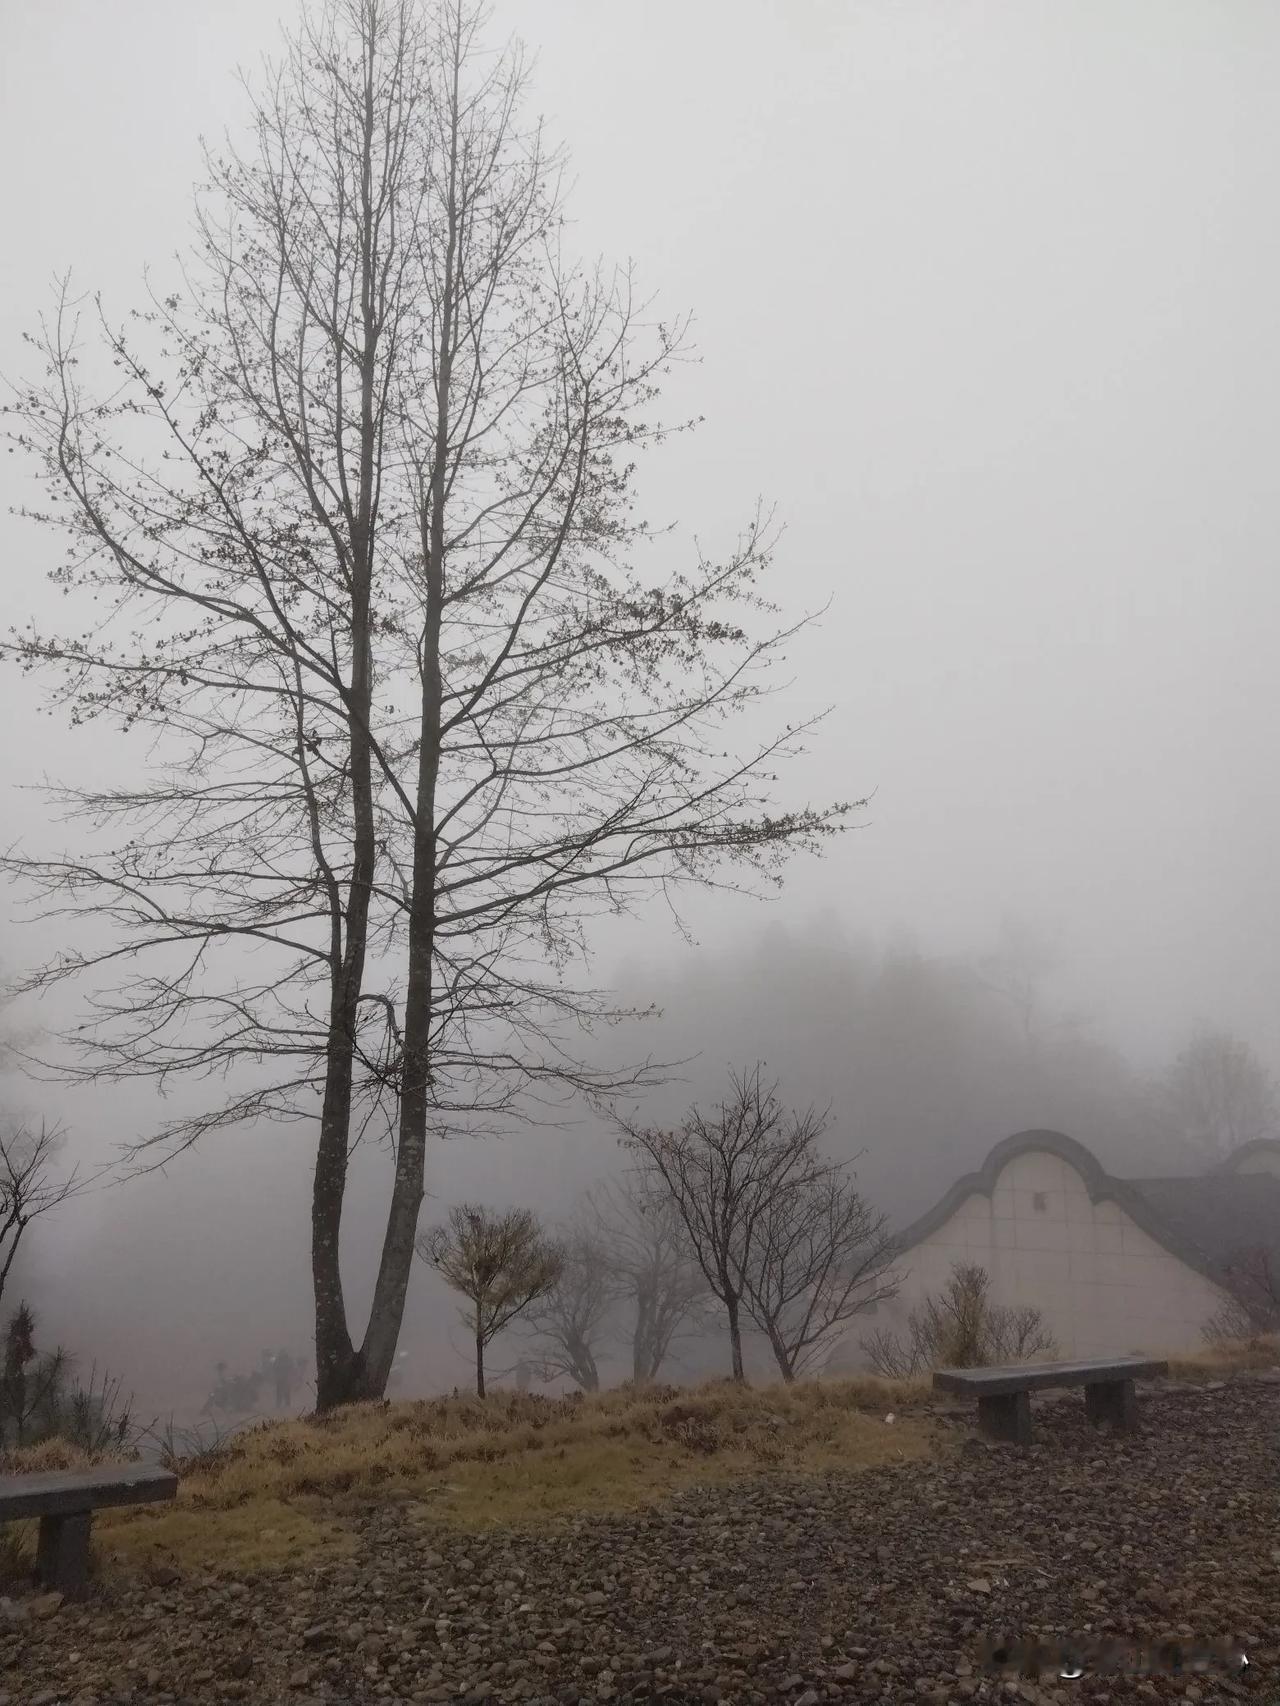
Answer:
0;1464;177;1522
933;1356;1167;1397
0;1466;177;1598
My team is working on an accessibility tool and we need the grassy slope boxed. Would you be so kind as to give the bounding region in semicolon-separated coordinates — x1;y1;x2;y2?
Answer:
3;1337;1274;1581
3;1375;932;1576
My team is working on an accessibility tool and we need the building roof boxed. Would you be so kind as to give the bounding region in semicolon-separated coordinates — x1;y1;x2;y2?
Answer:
1127;1173;1280;1276
1212;1138;1280;1175
891;1128;1279;1299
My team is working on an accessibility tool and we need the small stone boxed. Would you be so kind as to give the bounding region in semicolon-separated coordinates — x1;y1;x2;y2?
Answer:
288;1668;312;1689
582;1590;607;1607
966;1578;992;1594
795;1693;821;1706
30;1591;64;1619
228;1654;253;1678
0;1598;27;1625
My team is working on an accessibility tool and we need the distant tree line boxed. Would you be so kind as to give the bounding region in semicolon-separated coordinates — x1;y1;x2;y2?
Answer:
606;920;1280;1215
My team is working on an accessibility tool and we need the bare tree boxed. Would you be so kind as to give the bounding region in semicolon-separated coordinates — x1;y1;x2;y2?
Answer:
862;1263;1057;1377
419;1203;562;1396
0;1123;77;1317
623;1067;841;1382
1213;1245;1280;1337
745;1169;899;1381
523;1226;614;1391
1157;1028;1279;1164
974;916;1063;1053
589;1174;707;1383
3;0;851;1408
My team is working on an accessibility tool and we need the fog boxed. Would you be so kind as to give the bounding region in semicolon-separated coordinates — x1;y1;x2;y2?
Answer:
3;0;1279;1413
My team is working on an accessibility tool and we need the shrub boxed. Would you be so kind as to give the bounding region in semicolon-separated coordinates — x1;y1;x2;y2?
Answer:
862;1263;1057;1376
0;1303;136;1457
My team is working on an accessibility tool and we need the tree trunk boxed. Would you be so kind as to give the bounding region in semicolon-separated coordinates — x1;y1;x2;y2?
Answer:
313;1068;360;1409
633;1286;655;1384
725;1293;746;1383
765;1325;796;1383
475;1329;486;1399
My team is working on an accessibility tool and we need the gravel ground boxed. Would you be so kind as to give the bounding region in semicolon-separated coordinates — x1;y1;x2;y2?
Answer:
2;1373;1276;1706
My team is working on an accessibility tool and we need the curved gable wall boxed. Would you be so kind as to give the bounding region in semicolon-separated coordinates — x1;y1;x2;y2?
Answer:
852;1134;1234;1365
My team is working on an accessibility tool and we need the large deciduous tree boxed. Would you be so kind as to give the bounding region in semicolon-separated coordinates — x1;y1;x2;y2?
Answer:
3;0;849;1409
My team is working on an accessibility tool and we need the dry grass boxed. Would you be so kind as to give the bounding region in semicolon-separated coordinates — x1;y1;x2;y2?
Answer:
5;1338;1270;1580
1168;1331;1280;1379
1;1374;932;1576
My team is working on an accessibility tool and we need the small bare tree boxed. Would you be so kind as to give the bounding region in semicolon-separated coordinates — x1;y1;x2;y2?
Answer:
1207;1245;1280;1340
623;1067;851;1382
523;1226;614;1391
746;1169;899;1381
1202;1295;1260;1347
862;1262;1057;1377
419;1205;562;1397
0;1123;77;1316
589;1174;706;1384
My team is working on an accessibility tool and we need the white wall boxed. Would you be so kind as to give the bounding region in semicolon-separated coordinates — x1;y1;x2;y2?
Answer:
848;1146;1233;1366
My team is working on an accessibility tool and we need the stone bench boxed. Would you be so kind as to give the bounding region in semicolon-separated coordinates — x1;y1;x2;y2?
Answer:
0;1464;178;1597
932;1355;1169;1445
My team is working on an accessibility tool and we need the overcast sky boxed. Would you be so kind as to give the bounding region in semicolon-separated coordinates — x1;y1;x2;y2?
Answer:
3;1;1278;1400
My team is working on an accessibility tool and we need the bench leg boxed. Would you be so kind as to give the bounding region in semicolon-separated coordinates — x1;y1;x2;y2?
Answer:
35;1510;92;1598
1085;1377;1136;1432
977;1390;1032;1445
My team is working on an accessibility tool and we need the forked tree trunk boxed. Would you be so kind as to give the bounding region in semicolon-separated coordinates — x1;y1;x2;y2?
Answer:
336;6;460;1413
476;1329;486;1399
310;13;388;1414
